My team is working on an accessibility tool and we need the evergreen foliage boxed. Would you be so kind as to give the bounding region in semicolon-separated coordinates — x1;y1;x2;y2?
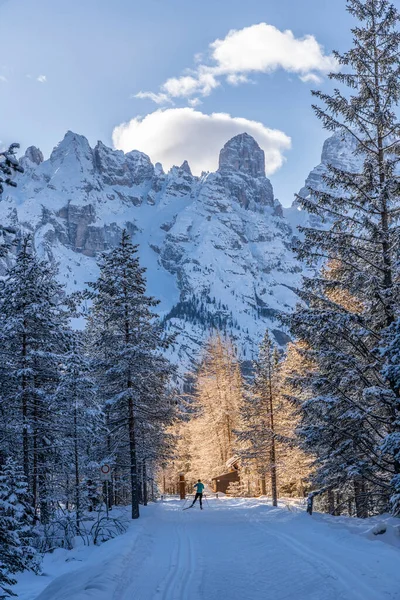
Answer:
56;332;104;528
0;458;40;599
0;235;69;521
85;230;176;519
0;143;24;257
0;144;23;195
287;0;400;516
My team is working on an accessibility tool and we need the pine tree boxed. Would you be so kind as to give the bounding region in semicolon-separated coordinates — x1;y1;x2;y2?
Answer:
0;458;40;599
56;332;103;528
0;236;69;520
380;321;400;514
288;0;400;515
0;143;24;257
0;144;23;195
85;230;176;519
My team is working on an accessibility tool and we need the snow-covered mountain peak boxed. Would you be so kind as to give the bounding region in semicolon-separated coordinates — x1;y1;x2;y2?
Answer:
47;131;96;185
1;130;304;368
218;132;265;178
320;132;360;171
50;130;93;163
179;160;192;175
285;131;363;232
22;146;44;167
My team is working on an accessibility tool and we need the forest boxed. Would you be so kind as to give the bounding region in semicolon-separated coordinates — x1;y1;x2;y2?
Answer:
1;0;400;598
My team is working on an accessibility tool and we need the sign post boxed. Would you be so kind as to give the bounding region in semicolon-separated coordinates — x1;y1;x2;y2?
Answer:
100;464;112;519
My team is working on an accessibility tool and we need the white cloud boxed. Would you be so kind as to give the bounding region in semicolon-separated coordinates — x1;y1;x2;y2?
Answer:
299;73;323;84
112;108;291;176
0;75;7;83
134;91;173;105
226;73;250;86
37;75;47;83
188;98;202;107
210;24;337;78
162;70;219;98
135;22;338;105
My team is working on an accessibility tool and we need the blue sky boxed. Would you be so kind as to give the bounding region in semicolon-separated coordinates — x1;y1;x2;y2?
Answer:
0;0;352;205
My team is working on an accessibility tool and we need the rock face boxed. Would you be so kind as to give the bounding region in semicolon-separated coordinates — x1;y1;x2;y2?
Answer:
297;132;360;201
219;132;266;178
285;131;362;232
1;131;304;368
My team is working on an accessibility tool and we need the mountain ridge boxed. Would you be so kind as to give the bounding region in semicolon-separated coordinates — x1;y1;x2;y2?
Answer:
0;130;354;367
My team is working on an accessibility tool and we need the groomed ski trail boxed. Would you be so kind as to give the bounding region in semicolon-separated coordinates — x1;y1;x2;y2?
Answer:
33;498;400;600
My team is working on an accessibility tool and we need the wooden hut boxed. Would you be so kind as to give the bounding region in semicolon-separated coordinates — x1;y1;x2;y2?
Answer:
212;456;240;494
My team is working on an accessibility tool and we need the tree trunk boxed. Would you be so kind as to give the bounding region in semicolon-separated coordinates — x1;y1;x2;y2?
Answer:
354;477;368;519
260;476;267;496
328;489;335;515
73;399;81;530
143;460;148;506
106;407;113;511
22;328;30;486
32;393;38;520
269;379;278;507
123;261;139;520
270;443;278;507
128;396;139;519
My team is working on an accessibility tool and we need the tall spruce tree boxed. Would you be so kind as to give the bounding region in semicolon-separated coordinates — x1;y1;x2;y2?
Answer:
85;230;176;519
0;459;40;599
288;0;400;515
56;332;103;528
0;235;69;520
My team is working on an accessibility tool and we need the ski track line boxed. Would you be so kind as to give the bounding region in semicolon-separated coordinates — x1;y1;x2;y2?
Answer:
111;524;154;600
180;521;197;600
157;515;198;600
247;511;391;600
274;530;387;600
159;521;181;600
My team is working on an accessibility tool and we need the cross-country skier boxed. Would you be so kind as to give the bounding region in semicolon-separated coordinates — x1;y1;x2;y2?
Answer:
191;480;205;509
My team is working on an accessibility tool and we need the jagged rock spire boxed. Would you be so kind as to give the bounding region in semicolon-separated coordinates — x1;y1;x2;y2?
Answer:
218;133;265;178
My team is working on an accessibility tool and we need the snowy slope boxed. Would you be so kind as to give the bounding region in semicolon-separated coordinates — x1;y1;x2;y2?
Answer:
0;132;302;367
14;498;400;600
0;131;358;367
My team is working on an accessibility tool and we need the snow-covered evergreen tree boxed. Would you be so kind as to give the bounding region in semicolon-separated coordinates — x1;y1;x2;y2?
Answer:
0;144;23;195
56;332;103;528
0;236;69;520
85;230;176;519
0;458;40;599
288;0;400;515
0;143;24;257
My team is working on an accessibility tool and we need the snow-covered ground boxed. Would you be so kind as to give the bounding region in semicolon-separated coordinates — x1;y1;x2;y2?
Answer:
15;497;400;600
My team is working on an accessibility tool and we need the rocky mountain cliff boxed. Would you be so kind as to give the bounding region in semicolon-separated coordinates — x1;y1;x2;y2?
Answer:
285;131;361;231
0;130;353;367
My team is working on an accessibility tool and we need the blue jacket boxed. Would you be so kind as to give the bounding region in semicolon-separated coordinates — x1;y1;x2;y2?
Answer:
194;482;204;493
